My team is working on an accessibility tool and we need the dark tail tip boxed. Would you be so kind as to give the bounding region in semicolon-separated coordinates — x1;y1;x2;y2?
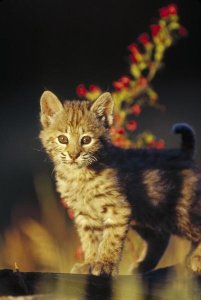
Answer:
172;123;195;158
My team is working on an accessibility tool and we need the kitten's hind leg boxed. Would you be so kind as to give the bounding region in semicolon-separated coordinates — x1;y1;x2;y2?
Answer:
186;241;201;274
131;228;170;274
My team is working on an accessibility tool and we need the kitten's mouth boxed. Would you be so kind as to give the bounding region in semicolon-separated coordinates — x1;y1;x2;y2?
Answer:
69;161;78;165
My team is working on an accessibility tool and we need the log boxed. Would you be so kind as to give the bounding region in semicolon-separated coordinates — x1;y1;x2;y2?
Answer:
0;266;201;299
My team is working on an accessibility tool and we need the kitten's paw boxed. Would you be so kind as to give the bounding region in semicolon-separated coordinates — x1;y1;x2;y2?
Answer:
71;262;91;274
186;255;201;274
91;261;118;276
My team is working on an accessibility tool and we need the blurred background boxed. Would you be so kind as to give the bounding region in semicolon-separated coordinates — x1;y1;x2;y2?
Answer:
0;0;200;273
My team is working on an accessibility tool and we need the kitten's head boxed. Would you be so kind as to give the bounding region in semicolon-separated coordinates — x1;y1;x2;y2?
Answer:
39;90;113;168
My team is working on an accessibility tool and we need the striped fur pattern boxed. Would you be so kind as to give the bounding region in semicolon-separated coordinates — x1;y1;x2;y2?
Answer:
39;91;201;275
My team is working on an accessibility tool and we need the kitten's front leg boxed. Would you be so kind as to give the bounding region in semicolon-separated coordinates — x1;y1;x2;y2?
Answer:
91;204;131;276
71;215;102;274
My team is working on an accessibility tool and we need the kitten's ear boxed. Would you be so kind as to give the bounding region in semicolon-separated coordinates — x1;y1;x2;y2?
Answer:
40;91;63;127
90;92;114;126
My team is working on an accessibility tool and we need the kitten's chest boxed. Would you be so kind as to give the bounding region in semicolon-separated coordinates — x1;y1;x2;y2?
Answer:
55;167;117;214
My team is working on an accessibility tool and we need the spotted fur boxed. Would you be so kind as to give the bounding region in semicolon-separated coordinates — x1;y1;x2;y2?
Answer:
39;90;201;275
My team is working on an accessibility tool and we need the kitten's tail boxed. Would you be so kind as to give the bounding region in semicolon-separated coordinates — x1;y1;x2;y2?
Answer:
172;123;195;158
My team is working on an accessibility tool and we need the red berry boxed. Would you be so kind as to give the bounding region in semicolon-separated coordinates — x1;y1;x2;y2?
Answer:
113;137;125;147
120;76;131;87
76;84;87;97
89;84;100;92
138;77;148;87
150;24;161;37
128;43;140;54
113;81;124;90
126;120;137;131
75;246;84;261
156;140;165;149
67;208;74;220
159;7;169;18
131;104;141;116
116;128;125;135
168;4;178;15
60;198;68;208
138;33;150;45
152;140;165;149
129;53;137;63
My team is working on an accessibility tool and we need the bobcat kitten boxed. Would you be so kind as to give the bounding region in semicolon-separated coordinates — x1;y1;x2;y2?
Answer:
39;90;201;276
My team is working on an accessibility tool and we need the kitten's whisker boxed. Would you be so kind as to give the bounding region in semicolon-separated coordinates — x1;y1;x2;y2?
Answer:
43;157;49;163
51;167;56;176
90;156;97;163
32;147;43;152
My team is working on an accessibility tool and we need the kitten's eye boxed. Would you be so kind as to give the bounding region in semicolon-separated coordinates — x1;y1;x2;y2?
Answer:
58;135;68;144
81;136;92;145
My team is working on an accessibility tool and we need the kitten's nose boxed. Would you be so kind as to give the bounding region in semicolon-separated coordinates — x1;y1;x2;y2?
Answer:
69;152;80;160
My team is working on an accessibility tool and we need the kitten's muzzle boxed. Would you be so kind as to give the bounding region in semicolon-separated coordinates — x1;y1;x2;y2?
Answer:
69;152;80;160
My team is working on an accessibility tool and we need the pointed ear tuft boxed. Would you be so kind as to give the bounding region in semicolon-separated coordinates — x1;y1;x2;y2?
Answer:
90;92;114;126
40;91;63;127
